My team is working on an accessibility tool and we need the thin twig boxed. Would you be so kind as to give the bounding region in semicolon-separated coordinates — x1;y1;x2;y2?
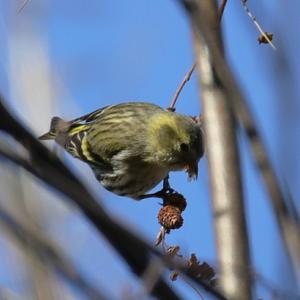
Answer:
17;0;30;14
242;0;276;50
168;0;229;111
168;63;196;111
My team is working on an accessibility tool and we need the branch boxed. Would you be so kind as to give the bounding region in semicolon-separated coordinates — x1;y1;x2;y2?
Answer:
0;95;228;300
242;0;276;50
182;0;253;299
0;98;180;300
0;204;109;300
17;0;30;14
168;63;196;111
181;0;300;285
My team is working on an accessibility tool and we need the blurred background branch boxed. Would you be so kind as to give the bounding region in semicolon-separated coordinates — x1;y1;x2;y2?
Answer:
182;0;252;299
0;201;110;300
0;94;229;300
0;97;181;300
181;0;300;290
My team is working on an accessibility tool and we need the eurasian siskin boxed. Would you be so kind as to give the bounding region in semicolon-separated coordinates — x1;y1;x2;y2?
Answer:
39;102;204;199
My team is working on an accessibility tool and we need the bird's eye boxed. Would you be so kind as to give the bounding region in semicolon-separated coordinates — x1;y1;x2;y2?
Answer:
180;143;189;152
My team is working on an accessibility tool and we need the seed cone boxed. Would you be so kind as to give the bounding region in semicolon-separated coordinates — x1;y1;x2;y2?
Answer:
163;192;187;212
157;205;183;230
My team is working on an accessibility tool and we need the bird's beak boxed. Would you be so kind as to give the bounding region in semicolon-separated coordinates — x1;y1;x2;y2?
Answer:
186;162;198;180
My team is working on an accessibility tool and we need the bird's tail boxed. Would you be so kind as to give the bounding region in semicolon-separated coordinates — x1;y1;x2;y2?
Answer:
38;117;69;140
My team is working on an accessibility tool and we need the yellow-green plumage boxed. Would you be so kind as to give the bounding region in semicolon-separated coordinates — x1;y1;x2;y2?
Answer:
39;102;204;199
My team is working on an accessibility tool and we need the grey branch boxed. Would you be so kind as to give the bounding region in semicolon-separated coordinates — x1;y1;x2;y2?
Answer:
0;201;110;300
182;0;253;299
0;95;229;300
181;0;300;283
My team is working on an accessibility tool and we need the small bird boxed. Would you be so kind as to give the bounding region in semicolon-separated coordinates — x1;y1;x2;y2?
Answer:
39;102;204;199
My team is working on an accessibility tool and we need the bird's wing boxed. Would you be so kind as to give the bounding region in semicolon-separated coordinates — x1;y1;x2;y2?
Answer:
69;105;113;124
86;103;163;162
61;125;112;172
68;102;163;165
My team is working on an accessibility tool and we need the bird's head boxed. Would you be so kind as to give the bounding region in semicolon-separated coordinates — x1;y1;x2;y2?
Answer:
146;112;204;179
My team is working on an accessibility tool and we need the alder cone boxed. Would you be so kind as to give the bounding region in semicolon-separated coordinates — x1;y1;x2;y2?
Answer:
164;192;187;211
157;205;183;229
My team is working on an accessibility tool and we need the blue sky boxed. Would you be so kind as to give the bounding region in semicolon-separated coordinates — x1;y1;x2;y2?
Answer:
0;1;299;299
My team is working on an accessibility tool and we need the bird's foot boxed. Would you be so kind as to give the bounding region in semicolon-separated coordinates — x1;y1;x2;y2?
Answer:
137;176;174;201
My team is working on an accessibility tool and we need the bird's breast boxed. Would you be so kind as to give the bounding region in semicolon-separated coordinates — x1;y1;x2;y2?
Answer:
95;159;169;199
